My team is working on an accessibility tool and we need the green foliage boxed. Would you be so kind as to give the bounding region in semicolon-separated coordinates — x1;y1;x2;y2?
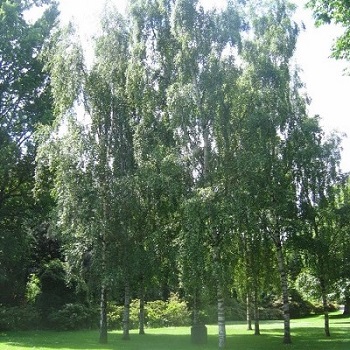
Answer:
199;297;247;324
263;288;329;319
307;0;350;60
47;303;98;331
295;269;321;302
143;300;168;328
25;273;41;304
36;259;84;322
31;0;346;345
108;294;190;330
0;305;40;331
107;303;124;330
288;289;314;318
165;293;191;326
107;299;143;331
146;294;190;328
259;308;284;320
0;0;57;306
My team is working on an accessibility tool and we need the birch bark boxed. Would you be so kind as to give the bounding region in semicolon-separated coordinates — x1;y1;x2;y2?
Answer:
217;285;226;349
99;282;108;343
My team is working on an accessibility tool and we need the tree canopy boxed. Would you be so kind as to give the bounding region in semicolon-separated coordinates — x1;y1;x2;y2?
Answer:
0;0;58;305
1;0;348;348
307;0;350;60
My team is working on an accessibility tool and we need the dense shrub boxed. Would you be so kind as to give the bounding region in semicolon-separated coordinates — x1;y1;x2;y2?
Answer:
198;304;217;324
312;302;338;315
0;305;40;331
158;293;190;327
107;303;123;330
289;299;314;318
107;294;190;330
130;299;142;328
226;298;246;321
107;300;140;330
287;289;314;318
145;299;169;327
259;307;283;320
47;303;98;330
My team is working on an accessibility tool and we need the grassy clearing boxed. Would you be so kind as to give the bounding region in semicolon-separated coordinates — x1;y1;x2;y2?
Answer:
1;313;349;350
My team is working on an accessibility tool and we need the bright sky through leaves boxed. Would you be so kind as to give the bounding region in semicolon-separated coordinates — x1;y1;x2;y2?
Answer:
57;0;350;172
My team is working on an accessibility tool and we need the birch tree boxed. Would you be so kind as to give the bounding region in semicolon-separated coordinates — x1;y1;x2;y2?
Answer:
292;117;343;336
126;0;189;331
168;1;242;347
37;10;135;342
233;0;301;343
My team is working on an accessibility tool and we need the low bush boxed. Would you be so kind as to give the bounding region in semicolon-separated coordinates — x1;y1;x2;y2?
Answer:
47;303;98;330
107;303;123;330
145;299;168;328
107;294;190;330
107;300;140;330
259;307;283;320
155;293;190;327
312;302;338;315
0;305;40;331
197;304;217;324
145;294;190;327
226;298;247;321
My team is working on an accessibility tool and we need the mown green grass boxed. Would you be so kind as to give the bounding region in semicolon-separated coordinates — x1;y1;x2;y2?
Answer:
1;313;349;350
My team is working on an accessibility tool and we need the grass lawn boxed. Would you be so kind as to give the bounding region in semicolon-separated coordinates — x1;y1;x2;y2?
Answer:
1;313;349;350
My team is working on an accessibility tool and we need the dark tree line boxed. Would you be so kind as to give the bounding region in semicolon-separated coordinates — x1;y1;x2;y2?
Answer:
0;0;58;305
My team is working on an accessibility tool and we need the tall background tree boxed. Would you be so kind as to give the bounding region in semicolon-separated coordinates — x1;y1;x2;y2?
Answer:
0;0;58;306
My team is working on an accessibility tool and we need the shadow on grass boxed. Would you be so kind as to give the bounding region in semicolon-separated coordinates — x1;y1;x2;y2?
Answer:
0;331;275;350
1;331;193;350
330;313;350;320
2;322;350;350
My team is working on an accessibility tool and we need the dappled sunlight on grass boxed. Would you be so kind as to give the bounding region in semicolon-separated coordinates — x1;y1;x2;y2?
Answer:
1;313;350;350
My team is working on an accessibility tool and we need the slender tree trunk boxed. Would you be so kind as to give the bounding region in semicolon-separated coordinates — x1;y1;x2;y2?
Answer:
217;285;226;349
139;291;145;335
122;280;131;340
98;116;111;344
320;279;330;337
276;239;292;344
99;233;108;344
203;125;210;178
246;293;253;331
253;288;260;336
99;283;108;344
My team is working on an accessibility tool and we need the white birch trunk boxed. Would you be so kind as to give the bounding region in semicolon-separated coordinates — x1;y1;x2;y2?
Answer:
217;285;226;349
246;293;253;331
99;232;108;343
99;283;108;343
